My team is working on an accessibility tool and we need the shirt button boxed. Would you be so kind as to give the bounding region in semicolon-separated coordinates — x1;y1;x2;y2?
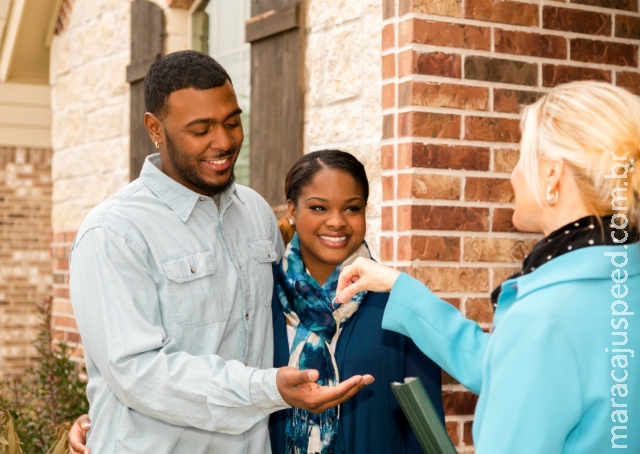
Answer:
199;197;205;202
190;267;196;274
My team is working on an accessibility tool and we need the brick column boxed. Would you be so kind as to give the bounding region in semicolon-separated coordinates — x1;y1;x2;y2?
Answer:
380;0;640;451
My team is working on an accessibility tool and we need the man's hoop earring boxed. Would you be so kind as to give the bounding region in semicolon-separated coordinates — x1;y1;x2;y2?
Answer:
546;186;559;205
155;142;160;149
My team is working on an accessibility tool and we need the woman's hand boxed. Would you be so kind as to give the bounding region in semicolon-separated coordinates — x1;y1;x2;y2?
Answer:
68;414;91;454
336;257;401;303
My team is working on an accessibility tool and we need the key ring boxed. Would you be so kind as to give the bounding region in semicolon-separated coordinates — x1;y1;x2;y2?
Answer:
330;297;339;311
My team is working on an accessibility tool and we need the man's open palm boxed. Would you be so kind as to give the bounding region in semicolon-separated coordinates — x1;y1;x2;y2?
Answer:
276;367;374;414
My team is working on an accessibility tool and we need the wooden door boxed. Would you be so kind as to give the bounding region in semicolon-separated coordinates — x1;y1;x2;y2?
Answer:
127;0;164;181
246;0;303;206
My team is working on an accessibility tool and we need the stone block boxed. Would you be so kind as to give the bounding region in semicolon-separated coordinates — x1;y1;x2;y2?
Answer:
542;65;611;87
494;29;567;59
464;56;537;86
570;39;637;66
307;0;361;31
325;23;363;104
543;6;611;36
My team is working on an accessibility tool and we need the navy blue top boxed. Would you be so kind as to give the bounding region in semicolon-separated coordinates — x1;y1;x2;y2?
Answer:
269;269;444;454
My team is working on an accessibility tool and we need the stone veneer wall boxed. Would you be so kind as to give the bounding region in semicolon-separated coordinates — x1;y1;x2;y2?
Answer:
380;0;640;451
304;0;384;257
0;147;52;378
49;0;190;356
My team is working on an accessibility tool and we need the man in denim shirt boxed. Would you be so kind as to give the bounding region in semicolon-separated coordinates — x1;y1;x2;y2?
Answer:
69;51;372;453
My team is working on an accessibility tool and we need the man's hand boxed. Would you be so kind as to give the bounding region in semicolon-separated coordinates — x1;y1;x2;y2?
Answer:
336;257;401;303
276;367;374;414
68;414;91;454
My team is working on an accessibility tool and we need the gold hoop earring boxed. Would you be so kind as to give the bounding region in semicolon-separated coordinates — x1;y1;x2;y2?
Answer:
546;186;559;205
155;142;160;149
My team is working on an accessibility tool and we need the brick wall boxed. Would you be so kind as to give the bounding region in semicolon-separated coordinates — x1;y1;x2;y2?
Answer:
380;0;640;451
0;147;52;378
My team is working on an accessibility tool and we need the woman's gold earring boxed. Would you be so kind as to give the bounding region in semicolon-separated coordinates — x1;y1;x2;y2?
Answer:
546;186;559;205
155;142;160;149
288;218;294;226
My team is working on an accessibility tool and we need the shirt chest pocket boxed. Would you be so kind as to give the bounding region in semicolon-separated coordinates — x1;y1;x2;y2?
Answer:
247;238;277;306
161;250;231;329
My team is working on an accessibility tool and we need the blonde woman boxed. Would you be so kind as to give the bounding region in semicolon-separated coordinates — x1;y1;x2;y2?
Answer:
334;81;640;453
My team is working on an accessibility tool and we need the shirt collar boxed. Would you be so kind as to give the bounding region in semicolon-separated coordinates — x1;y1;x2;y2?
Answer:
139;153;242;223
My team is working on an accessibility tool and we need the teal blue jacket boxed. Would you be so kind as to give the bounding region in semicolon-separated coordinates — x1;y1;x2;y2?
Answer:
383;244;640;453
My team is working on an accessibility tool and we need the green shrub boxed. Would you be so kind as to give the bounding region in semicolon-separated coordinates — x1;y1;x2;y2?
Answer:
0;297;88;452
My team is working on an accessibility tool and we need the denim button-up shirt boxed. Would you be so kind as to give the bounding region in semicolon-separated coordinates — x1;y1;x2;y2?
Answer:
70;154;287;453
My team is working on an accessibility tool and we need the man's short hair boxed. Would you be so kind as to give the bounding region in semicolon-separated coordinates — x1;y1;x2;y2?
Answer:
144;50;231;118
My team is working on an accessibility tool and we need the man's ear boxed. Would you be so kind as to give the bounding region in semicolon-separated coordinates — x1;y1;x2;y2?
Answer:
144;112;163;146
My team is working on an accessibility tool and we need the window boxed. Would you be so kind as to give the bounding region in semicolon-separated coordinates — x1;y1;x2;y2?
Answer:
190;0;251;186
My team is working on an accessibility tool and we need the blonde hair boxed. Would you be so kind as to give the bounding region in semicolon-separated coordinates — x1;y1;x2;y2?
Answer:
519;81;640;229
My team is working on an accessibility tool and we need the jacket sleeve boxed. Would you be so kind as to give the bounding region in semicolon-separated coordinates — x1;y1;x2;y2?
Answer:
70;226;288;435
474;309;581;454
382;273;488;394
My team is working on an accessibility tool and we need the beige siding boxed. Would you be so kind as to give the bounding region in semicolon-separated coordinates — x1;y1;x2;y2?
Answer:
0;82;51;148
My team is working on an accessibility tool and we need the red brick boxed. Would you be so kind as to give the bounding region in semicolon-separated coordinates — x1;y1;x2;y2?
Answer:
572;0;637;11
382;83;395;109
464;56;537;86
382;176;395;201
494;29;567;59
410;266;490;292
493;148;520;173
493;89;543;114
464;177;514;203
443;369;460;384
67;332;81;344
494;267;521;286
382;53;396;79
381;145;395;170
463;237;537;263
466;298;494;324
570;39;637;66
447;422;460;446
384;0;396;19
401;19;490;50
398;112;461;139
615;15;640;39
52;287;70;298
53;232;65;242
492;208;517;232
465;116;521;143
398;173;461;200
402;205;489;231
401;0;463;17
399;143;490;171
399;81;489;111
617;71;640;96
542;64;611;87
442;390;479;415
400;50;462;78
463;421;474;445
380;237;394;261
397;235;461;261
465;0;538;26
382;23;395;50
543;6;611;36
382;206;394;231
383;114;395;139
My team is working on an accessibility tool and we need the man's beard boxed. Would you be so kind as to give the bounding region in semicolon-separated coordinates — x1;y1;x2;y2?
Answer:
165;129;236;196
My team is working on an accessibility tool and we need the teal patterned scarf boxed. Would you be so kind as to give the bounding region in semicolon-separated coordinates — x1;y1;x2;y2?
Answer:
275;233;370;454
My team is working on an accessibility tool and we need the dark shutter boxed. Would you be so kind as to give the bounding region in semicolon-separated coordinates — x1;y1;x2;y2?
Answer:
127;0;164;181
246;1;303;206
